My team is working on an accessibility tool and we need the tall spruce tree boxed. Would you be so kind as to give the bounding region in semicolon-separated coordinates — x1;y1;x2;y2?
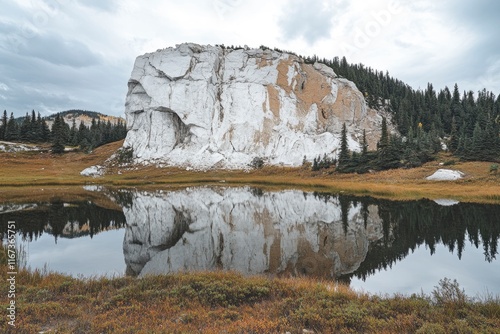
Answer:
51;114;66;154
361;129;368;156
19;112;30;142
338;123;350;170
5;113;18;141
0;110;7;140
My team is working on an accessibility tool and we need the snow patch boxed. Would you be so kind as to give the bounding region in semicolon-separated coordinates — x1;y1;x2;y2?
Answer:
433;199;460;206
426;169;464;181
0;141;42;152
80;165;105;177
83;185;105;192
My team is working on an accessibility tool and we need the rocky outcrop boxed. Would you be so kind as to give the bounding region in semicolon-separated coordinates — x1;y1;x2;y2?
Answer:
121;187;384;278
123;43;393;169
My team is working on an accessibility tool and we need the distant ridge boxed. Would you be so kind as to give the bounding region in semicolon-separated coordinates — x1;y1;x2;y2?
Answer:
11;110;125;127
44;109;125;128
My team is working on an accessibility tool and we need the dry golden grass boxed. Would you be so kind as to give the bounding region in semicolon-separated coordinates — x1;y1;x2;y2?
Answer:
0;141;499;203
1;262;498;334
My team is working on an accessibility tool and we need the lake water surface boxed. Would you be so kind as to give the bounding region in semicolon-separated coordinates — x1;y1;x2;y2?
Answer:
1;186;499;297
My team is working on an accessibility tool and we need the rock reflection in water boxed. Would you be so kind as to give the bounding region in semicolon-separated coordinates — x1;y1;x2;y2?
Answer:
122;187;384;278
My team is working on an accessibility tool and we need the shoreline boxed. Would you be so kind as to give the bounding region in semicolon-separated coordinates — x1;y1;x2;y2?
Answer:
1;265;499;333
0;141;499;204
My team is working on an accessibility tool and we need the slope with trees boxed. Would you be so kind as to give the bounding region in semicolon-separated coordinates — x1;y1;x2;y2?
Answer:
0;110;127;153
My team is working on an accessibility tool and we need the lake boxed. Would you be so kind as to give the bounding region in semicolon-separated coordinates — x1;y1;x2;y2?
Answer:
1;186;499;297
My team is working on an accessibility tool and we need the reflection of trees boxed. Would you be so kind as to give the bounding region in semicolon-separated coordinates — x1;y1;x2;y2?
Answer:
3;190;498;282
349;199;500;281
304;192;499;282
0;201;126;242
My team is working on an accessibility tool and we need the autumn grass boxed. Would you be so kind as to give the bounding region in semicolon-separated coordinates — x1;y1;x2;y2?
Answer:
0;141;499;204
1;253;499;334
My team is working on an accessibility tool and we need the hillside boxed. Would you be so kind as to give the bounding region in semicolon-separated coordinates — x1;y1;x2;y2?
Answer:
43;109;125;128
0;109;127;152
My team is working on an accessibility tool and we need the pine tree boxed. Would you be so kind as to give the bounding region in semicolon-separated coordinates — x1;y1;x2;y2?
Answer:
377;117;389;151
361;129;368;156
0;110;7;140
312;157;318;171
29;110;38;142
5;113;18;141
471;122;482;160
69;119;79;146
338;123;350;170
51;114;66;154
19;112;30;142
40;118;50;142
448;116;459;152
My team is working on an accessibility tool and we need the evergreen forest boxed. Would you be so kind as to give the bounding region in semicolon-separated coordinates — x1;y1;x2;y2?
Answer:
327;56;500;171
0;110;127;153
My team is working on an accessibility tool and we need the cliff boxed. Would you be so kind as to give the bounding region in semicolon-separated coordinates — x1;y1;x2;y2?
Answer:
123;43;392;168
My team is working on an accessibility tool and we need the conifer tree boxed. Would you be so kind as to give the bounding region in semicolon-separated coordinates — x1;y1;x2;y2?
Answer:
20;112;30;142
5;113;18;141
338;123;350;170
40;117;50;142
377;117;389;151
0;110;7;140
361;129;368;156
51;114;66;154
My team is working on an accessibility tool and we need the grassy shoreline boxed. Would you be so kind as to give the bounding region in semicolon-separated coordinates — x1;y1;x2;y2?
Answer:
0;141;499;203
1;265;499;334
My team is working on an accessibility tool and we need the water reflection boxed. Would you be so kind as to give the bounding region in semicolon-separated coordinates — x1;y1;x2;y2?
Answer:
1;187;499;293
0;201;126;242
119;187;385;278
114;187;499;282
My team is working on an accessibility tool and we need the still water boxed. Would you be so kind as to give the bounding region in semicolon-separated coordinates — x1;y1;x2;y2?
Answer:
1;186;499;296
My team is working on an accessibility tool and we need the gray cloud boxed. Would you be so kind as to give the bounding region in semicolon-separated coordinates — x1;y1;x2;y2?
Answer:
0;2;128;117
279;0;339;44
17;33;101;68
438;0;500;92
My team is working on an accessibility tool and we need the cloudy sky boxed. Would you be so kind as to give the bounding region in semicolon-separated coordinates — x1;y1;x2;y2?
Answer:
0;0;499;117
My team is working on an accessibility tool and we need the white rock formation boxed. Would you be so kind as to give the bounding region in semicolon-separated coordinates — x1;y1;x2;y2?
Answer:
123;43;393;169
121;187;384;278
80;165;104;177
426;169;464;181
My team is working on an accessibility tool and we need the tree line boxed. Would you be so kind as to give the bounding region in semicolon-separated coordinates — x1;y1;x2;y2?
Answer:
328;57;500;162
0;110;127;153
309;117;442;173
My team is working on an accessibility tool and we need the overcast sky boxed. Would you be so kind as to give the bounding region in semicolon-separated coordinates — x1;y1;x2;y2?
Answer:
1;0;499;117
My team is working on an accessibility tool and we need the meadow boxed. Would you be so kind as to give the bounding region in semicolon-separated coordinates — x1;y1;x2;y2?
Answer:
0;141;499;204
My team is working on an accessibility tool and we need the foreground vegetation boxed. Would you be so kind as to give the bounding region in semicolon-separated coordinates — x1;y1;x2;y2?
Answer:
1;259;499;334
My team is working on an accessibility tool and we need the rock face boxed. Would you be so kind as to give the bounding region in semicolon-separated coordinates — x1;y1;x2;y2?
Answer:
121;187;384;278
124;43;392;168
